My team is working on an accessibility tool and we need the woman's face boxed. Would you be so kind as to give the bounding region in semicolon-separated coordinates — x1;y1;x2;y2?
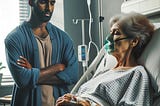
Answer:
109;23;132;60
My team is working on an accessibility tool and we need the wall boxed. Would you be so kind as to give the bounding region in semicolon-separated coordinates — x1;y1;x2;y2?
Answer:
101;0;124;39
64;0;91;77
63;0;124;78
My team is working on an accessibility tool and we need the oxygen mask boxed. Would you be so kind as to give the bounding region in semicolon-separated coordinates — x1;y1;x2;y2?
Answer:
104;35;114;54
104;28;121;53
104;34;134;54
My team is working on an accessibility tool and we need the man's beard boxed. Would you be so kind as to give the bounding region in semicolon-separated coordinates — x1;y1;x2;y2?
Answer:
33;6;53;22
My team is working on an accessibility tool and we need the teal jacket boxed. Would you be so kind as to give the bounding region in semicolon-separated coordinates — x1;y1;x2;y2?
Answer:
4;22;79;106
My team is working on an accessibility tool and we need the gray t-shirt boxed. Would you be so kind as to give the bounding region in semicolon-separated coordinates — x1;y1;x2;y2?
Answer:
35;35;54;106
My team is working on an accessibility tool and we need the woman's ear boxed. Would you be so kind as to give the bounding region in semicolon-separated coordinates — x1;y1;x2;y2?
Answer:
130;37;139;47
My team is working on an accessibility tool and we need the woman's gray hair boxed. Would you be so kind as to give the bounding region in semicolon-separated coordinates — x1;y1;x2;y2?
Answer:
109;14;125;28
110;12;155;58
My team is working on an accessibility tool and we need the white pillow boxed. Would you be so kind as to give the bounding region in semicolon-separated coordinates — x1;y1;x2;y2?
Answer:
95;54;117;76
139;28;160;93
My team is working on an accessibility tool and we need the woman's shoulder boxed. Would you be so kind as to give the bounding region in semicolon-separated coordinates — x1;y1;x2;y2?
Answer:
131;65;149;78
133;65;146;72
132;65;145;70
112;65;148;77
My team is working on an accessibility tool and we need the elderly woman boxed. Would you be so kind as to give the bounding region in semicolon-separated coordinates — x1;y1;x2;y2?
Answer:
55;12;155;106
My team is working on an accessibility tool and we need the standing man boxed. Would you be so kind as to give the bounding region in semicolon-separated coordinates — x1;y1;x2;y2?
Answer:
4;0;79;106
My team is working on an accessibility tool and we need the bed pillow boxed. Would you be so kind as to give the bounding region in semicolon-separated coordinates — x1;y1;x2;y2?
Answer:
138;28;160;94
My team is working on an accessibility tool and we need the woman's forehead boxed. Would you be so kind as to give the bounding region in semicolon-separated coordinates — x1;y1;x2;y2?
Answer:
110;23;119;31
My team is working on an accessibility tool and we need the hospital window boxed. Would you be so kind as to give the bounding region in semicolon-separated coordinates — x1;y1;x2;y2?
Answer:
0;0;64;77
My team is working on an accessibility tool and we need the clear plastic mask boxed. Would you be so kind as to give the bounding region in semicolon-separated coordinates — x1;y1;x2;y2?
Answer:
104;34;133;54
104;35;114;54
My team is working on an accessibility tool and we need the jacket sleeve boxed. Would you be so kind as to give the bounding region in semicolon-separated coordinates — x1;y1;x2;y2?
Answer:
4;30;40;88
56;33;79;85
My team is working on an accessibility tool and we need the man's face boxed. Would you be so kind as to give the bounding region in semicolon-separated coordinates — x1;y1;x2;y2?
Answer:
32;0;56;22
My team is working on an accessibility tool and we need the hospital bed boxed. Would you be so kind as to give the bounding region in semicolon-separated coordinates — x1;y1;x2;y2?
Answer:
71;28;160;106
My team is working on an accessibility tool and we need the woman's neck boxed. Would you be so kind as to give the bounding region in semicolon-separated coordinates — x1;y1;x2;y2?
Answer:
115;54;138;69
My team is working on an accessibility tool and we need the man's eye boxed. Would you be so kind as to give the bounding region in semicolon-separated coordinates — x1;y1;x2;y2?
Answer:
39;0;46;4
50;1;56;5
38;0;56;5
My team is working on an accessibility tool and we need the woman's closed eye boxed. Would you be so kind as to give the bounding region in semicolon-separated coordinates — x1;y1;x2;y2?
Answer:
110;29;121;36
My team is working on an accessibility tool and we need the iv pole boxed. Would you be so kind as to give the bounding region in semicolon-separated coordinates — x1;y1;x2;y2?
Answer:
73;19;90;74
98;0;104;48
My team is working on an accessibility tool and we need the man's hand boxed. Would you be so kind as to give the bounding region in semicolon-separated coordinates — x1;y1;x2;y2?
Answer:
17;56;32;69
54;64;65;71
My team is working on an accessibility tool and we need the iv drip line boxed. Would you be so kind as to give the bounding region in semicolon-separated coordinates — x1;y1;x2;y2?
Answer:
87;0;99;61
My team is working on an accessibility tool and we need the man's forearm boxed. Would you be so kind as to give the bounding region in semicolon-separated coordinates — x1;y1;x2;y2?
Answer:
16;56;65;85
38;75;64;85
37;64;65;85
